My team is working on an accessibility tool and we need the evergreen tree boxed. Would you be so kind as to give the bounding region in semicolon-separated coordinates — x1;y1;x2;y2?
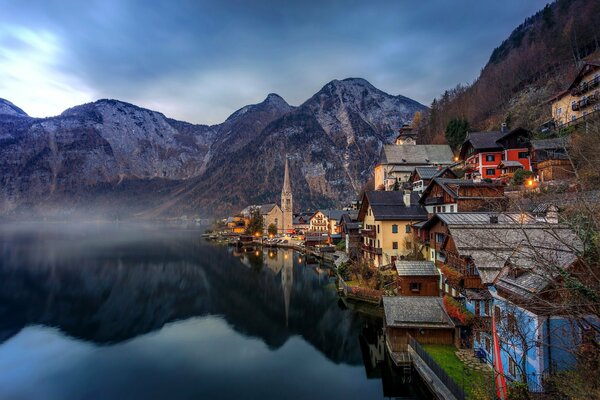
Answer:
245;208;263;235
445;118;470;151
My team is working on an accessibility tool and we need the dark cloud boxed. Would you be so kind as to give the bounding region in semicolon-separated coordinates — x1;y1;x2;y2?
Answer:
0;0;548;123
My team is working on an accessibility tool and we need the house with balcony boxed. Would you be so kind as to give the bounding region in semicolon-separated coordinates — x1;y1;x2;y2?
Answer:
338;211;361;257
529;137;574;182
546;60;600;128
292;212;313;233
459;126;532;180
308;209;346;235
374;131;454;190
358;190;427;268
418;177;506;215
409;166;457;194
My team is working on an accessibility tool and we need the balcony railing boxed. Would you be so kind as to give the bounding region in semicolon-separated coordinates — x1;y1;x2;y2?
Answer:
360;228;376;239
571;76;600;96
361;244;382;255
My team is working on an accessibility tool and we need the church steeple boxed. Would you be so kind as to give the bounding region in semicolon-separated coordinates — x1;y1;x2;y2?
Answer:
281;157;293;233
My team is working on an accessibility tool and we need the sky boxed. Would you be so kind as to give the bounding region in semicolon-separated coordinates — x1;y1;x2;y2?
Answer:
0;0;548;124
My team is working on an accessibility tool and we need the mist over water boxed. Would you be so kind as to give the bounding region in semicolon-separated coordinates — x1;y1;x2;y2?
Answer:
0;222;430;399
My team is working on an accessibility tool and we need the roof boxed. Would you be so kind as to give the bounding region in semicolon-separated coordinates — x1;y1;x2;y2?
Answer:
459;128;530;159
530;137;569;151
380;144;454;166
413;166;458;180
383;296;455;329
419;212;536;229
419;178;504;204
449;225;582;285
260;204;279;215
360;191;427;221
395;261;439;276
547;61;600;102
498;160;524;168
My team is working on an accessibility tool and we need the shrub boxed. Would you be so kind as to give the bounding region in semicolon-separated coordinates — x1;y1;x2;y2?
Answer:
443;295;474;325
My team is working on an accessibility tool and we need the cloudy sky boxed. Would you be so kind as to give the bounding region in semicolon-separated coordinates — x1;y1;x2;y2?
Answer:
0;0;547;124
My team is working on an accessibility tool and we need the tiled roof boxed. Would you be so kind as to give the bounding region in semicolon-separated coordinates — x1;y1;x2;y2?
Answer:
420;178;504;204
395;261;439;276
530;137;569;151
260;204;278;215
383;296;455;329
365;191;427;221
414;166;456;180
463;131;505;150
380;144;454;165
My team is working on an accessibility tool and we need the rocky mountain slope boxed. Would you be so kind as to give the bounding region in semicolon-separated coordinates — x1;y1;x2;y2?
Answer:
0;78;426;218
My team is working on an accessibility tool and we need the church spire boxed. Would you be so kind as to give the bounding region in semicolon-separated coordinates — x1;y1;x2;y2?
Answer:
282;157;292;195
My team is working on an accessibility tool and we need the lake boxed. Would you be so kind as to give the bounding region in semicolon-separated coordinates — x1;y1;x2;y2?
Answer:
0;222;432;399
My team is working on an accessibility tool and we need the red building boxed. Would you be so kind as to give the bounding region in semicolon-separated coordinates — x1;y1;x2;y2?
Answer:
459;127;532;181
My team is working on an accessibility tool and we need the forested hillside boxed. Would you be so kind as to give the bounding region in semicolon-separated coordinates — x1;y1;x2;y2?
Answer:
420;0;600;144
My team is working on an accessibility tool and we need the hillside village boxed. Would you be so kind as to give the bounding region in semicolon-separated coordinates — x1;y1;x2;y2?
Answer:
214;60;600;399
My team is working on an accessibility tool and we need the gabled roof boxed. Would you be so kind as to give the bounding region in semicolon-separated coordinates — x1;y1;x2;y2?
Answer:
395;261;439;276
530;137;569;151
311;209;346;221
413;166;458;181
419;178;504;205
547;61;600;102
383;296;455;329
379;144;454;166
260;203;279;215
359;191;427;221
419;212;536;230
459;128;530;159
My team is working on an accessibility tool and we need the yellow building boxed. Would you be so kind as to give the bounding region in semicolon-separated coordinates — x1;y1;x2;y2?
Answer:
548;61;600;127
357;190;427;268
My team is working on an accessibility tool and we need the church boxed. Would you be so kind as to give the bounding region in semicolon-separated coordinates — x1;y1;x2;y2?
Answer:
280;157;294;233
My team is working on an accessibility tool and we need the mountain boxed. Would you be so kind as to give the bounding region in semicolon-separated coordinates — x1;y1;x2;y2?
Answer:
422;0;600;141
0;78;426;218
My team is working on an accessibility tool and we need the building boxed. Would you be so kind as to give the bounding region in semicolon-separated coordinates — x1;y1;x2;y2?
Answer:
383;296;455;355
547;61;600;128
394;261;440;297
419;178;506;215
259;204;283;235
410;166;457;194
374;133;454;190
529;137;574;182
308;210;345;235
338;211;361;257
459;127;532;180
292;212;312;233
225;216;247;233
358;191;427;268
281;158;294;233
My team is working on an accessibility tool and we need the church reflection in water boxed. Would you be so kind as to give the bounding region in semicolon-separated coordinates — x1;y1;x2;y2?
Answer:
0;225;432;399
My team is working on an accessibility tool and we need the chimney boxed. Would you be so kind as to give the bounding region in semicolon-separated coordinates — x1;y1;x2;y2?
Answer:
501;123;508;133
403;190;411;207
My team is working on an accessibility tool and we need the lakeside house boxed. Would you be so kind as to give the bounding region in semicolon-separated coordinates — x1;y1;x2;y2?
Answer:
394;261;440;297
338;211;361;257
419;177;506;215
383;296;456;355
358;190;427;268
292;212;313;233
308;210;346;235
459;126;532;181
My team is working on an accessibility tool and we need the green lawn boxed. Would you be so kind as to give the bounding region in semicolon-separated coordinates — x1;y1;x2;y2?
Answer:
422;344;492;399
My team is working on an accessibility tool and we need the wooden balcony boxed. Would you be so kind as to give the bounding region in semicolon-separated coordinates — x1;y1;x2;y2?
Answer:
361;228;376;239
361;244;382;255
472;315;492;333
425;196;444;205
464;275;485;290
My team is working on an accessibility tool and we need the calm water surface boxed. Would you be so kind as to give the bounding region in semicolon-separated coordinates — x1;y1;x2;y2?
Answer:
0;223;432;399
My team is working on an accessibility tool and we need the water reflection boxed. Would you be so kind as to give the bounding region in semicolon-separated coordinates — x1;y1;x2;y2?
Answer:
0;223;431;399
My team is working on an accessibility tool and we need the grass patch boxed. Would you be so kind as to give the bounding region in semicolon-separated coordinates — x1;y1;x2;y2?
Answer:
422;344;492;399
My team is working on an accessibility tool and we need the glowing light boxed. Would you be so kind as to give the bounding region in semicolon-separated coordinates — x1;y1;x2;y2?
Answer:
527;179;533;187
255;251;260;256
453;156;459;162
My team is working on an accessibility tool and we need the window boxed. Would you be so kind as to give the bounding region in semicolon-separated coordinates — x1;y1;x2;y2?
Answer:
442;206;446;212
392;224;398;233
572;115;577;121
405;225;411;233
508;357;517;377
485;337;491;354
476;332;481;343
377;225;380;234
518;151;528;159
392;241;398;250
485;154;495;162
435;233;445;243
475;301;481;316
486;168;495;176
556;107;562;116
484;301;490;316
449;205;454;212
409;282;421;292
